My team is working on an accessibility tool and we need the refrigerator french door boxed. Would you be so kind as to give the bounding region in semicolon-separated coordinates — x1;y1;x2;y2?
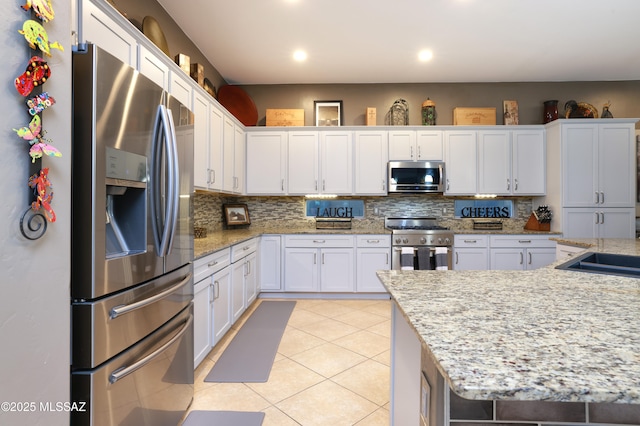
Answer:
71;44;194;425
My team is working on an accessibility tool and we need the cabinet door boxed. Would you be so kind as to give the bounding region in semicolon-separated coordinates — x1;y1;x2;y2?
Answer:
222;117;235;192
321;132;353;194
416;130;444;160
562;124;598;207
490;248;525;270
445;131;477;195
212;266;232;345
526;248;556;270
599;208;636;238
478;130;511;195
246;132;287;194
193;277;211;367
598;124;635;207
284;248;318;291
169;71;192;109
356;248;390;292
354;131;388;195
512;130;545;195
234;126;245;194
388;130;416;160
288;131;319;194
209;106;224;191
245;252;258;306
259;236;281;291
192;92;210;189
138;45;169;90
453;248;489;270
81;1;137;66
320;249;354;292
231;260;246;323
562;208;599;238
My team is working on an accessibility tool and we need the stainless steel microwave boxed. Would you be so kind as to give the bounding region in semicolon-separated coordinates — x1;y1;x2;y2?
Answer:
388;161;445;193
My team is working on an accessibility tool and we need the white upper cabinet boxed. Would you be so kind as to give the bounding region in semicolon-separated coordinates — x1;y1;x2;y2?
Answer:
208;106;224;191
288;131;320;195
138;45;169;90
478;130;511;195
416;130;444;160
444;130;477;195
512;129;545;195
193;91;210;189
561;122;635;207
80;1;137;67
354;131;388;195
388;130;417;160
389;130;444;161
246;132;287;194
320;131;353;194
168;71;192;109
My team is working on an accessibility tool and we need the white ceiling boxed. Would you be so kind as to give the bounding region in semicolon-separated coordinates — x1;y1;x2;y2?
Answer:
157;0;640;85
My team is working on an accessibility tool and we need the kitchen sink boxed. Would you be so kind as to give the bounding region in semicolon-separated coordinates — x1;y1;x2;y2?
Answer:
556;252;640;278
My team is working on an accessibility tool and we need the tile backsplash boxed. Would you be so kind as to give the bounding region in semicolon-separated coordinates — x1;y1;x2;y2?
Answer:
194;192;535;232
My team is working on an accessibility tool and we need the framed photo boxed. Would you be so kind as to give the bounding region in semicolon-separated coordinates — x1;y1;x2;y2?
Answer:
315;100;343;126
223;204;251;226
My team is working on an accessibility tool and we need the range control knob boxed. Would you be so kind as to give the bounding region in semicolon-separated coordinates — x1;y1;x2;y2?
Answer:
420;237;427;244
395;238;402;244
444;238;451;245
437;237;443;244
402;238;409;244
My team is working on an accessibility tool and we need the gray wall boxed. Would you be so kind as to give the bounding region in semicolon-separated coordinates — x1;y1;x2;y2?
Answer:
239;81;640;127
0;3;72;426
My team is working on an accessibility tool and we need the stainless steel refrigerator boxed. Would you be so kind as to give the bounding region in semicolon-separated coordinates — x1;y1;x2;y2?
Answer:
71;44;194;425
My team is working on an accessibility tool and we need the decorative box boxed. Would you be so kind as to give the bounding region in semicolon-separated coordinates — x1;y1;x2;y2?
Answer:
190;63;204;86
266;109;304;126
174;53;190;75
453;107;496;125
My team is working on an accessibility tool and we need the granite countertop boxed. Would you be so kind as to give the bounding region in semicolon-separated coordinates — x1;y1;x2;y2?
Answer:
194;225;561;259
194;226;390;259
377;238;640;404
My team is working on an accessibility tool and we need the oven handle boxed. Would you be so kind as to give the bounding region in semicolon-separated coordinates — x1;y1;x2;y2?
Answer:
109;314;193;384
110;273;192;320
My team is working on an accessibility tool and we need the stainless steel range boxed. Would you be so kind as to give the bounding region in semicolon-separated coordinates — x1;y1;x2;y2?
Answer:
385;217;454;270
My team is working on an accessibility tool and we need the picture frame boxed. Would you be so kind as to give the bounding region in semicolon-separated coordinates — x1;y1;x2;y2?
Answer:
223;204;251;226
314;100;343;126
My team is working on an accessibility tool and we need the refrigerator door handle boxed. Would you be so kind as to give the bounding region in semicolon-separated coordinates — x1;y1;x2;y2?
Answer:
164;107;180;256
110;273;192;319
109;314;193;384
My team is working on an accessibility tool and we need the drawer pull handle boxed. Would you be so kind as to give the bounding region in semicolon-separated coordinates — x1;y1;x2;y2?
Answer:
367;239;380;243
313;240;326;243
208;261;218;267
463;239;477;243
518;240;532;244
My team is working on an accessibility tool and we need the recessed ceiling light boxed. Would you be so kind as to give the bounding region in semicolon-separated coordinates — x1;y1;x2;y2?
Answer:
418;49;433;62
293;50;307;62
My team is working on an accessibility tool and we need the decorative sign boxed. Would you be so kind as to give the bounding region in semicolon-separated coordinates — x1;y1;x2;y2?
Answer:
306;200;364;218
454;200;513;219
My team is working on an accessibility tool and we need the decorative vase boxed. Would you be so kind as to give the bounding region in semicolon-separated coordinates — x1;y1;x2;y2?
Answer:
543;100;559;123
421;98;436;125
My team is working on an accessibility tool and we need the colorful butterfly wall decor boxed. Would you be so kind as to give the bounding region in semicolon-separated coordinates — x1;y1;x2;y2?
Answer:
21;0;55;23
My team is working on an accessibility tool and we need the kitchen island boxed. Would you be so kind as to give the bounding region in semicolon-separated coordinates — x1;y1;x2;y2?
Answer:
378;238;640;425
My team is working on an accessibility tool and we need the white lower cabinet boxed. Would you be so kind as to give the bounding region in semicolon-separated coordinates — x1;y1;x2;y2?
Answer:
453;235;489;270
211;265;232;346
356;235;391;292
489;235;556;270
230;238;258;323
259;235;282;292
284;235;355;292
192;248;231;367
556;243;586;261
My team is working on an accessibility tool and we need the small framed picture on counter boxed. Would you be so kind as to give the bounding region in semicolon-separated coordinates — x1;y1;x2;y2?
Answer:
223;204;251;226
315;100;343;126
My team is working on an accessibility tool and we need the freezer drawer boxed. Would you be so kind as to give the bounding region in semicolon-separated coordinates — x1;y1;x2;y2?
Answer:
72;264;193;369
71;305;194;426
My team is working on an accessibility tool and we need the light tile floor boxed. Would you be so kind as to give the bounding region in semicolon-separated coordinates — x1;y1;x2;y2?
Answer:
189;298;392;425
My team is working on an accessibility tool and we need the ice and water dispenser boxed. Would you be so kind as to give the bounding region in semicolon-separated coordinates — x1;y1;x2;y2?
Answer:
105;147;147;258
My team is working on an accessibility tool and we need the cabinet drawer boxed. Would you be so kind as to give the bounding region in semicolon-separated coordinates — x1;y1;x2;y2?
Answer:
454;235;489;248
284;234;355;248
356;235;391;248
194;248;231;283
489;235;554;248
231;238;258;263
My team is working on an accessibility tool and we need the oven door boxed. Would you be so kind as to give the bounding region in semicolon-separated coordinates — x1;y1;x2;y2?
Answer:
391;246;452;270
